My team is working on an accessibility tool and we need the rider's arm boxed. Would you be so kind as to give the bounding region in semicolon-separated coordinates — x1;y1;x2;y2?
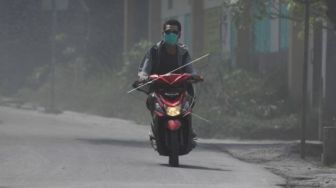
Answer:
183;51;197;75
138;48;154;80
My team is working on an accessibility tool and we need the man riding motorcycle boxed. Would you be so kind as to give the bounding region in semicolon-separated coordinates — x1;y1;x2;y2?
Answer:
137;19;198;146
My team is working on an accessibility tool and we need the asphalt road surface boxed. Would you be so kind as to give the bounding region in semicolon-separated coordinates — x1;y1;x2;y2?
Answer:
0;106;284;188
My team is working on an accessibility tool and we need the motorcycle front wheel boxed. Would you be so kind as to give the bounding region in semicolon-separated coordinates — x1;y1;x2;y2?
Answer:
169;131;179;167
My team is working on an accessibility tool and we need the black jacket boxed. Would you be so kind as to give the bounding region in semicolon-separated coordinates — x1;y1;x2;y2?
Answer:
138;41;196;77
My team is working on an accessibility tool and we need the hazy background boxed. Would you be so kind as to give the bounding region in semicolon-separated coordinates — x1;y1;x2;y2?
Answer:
0;0;335;140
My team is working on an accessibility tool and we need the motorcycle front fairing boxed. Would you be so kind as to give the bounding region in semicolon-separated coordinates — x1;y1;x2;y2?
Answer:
149;74;196;156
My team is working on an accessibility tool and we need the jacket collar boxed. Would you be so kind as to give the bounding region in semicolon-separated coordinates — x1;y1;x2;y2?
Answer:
155;40;188;67
155;41;188;55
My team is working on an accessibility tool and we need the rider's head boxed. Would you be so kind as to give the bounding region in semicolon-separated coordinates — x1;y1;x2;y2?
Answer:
162;19;181;46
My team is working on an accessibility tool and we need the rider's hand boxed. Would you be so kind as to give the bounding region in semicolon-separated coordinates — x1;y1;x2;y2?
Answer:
138;72;148;82
190;74;204;82
197;75;204;82
132;79;146;88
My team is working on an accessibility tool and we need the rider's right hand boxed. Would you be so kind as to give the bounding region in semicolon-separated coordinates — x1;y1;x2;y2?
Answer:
132;80;145;88
132;79;148;89
138;72;149;82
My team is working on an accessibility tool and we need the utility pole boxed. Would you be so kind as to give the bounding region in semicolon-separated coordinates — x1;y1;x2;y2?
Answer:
191;0;204;57
123;0;128;53
300;0;310;159
148;0;161;42
326;0;336;27
123;0;137;53
41;0;68;113
48;0;57;113
45;0;63;114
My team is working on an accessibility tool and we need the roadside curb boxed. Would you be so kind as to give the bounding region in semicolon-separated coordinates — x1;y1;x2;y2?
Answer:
198;139;334;188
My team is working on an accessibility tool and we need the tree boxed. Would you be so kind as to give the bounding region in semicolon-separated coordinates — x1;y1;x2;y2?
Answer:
224;0;328;27
326;0;336;27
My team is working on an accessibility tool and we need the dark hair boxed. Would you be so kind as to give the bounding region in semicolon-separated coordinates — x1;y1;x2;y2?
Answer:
163;19;182;32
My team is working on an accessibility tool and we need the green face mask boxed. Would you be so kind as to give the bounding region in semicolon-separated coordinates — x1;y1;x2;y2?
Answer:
164;33;178;45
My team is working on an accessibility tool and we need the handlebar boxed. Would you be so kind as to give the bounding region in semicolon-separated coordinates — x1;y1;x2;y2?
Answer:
132;74;204;91
188;74;204;83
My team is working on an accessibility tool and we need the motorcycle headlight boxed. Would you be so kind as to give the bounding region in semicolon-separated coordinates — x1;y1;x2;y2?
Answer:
165;105;181;117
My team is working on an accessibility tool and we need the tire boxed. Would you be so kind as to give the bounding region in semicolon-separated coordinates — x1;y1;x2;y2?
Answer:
169;131;179;167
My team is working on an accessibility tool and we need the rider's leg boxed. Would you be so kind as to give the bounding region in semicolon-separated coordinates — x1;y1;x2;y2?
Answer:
147;93;157;149
186;84;197;145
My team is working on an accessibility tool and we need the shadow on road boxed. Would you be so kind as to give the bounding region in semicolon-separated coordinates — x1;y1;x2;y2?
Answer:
77;138;260;153
78;138;233;172
160;164;232;172
77;138;234;153
77;138;150;148
78;138;286;157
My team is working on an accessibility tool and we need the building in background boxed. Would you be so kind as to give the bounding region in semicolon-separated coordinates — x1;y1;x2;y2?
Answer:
160;0;223;57
123;0;149;52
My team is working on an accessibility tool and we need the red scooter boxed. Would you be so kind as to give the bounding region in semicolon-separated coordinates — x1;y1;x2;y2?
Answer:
133;73;203;167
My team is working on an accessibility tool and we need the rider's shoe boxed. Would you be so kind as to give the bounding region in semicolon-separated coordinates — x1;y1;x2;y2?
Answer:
191;130;197;139
149;130;157;151
192;140;197;148
191;130;198;148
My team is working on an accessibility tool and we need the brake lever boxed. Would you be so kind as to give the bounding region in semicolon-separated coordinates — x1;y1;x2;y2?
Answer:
132;81;139;88
132;79;152;89
132;80;144;88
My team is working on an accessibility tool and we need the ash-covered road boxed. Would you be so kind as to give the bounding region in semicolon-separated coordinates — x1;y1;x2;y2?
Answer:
0;106;284;188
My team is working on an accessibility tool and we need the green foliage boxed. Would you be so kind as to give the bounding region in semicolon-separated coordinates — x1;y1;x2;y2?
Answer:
18;40;152;123
196;113;298;139
224;0;328;28
193;58;298;139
